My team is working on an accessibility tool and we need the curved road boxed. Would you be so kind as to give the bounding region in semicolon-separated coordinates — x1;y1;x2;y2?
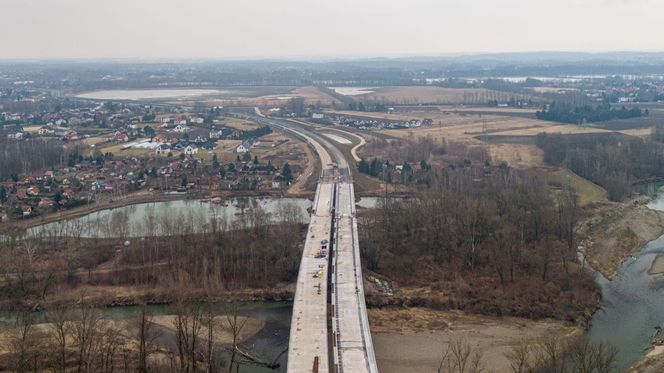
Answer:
235;112;378;373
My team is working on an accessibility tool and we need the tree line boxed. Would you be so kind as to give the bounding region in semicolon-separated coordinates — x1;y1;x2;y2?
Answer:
0;138;80;180
536;102;645;124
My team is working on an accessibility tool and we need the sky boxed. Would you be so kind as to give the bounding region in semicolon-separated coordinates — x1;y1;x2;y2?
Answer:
0;0;662;59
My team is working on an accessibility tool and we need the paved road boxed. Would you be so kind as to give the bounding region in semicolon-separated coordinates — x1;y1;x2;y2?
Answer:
236;112;377;373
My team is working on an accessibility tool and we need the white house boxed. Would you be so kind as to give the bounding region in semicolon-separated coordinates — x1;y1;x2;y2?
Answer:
155;144;171;155
7;132;24;140
184;145;199;155
236;143;249;153
191;117;205;124
312;113;324;119
209;129;224;139
173;124;189;133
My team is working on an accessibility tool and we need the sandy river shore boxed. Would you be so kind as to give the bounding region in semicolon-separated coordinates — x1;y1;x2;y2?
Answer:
370;308;579;373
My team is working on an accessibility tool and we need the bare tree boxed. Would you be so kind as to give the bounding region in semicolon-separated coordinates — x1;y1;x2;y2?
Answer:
46;306;73;373
8;311;36;373
71;306;103;373
437;339;484;373
135;304;159;373
224;303;247;373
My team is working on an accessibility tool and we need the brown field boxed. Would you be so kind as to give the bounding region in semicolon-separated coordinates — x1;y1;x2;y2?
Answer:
357;86;528;105
381;115;550;143
82;136;111;147
438;106;539;114
221;117;261;131
491;124;610;137
204;86;341;107
529;87;579;94
370;308;579;373
619;128;653;137
488;143;544;169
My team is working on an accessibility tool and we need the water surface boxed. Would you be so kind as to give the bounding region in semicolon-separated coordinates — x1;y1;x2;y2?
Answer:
587;194;664;370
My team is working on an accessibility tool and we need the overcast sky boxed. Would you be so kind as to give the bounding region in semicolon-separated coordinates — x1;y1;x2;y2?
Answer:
0;0;662;59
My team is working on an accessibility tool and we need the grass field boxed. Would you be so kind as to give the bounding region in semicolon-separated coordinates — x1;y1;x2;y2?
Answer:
203;86;341;107
535;168;608;206
357;86;527;105
221;117;261;131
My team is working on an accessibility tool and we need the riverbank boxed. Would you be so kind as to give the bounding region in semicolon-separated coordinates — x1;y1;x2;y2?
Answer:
369;307;580;373
0;283;296;312
578;196;664;279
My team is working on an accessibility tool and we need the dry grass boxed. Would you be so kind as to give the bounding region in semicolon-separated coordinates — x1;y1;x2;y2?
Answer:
359;86;508;105
221;117;261;131
547;168;608;206
371;307;579;373
488;143;544;168
204;86;341;107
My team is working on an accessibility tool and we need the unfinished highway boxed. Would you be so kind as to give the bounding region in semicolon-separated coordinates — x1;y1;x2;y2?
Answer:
236;112;378;373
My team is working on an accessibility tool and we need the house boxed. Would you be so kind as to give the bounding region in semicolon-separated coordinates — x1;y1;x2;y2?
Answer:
191;117;205;124
38;127;55;135
312;113;324;119
236;143;249;153
38;197;54;207
209;129;224;139
114;132;129;142
173;124;189;133
44;170;55;178
155;144;171;155
184;145;198;155
271;175;283;189
26;187;39;196
20;205;32;217
64;132;79;141
7;132;24;140
193;136;207;143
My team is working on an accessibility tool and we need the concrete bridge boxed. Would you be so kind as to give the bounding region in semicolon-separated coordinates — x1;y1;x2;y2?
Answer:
235;113;378;373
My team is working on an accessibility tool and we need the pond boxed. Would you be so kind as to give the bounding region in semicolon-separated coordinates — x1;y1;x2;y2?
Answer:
27;197;312;239
74;89;225;100
587;193;664;370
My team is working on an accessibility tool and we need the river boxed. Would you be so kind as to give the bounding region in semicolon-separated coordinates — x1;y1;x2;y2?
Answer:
587;193;664;370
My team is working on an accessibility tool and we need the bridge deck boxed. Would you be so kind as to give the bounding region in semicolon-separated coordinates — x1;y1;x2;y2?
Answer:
287;182;334;373
332;182;378;373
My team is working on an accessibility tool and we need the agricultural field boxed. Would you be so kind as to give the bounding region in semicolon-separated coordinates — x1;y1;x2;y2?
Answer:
348;86;530;105
202;86;341;107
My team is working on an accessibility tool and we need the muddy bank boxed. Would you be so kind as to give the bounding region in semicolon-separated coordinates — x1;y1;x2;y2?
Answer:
578;197;664;279
648;255;664;275
1;284;295;312
369;308;579;373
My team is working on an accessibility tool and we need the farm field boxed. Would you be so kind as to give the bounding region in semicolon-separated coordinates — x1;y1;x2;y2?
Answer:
352;86;530;105
203;86;341;107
